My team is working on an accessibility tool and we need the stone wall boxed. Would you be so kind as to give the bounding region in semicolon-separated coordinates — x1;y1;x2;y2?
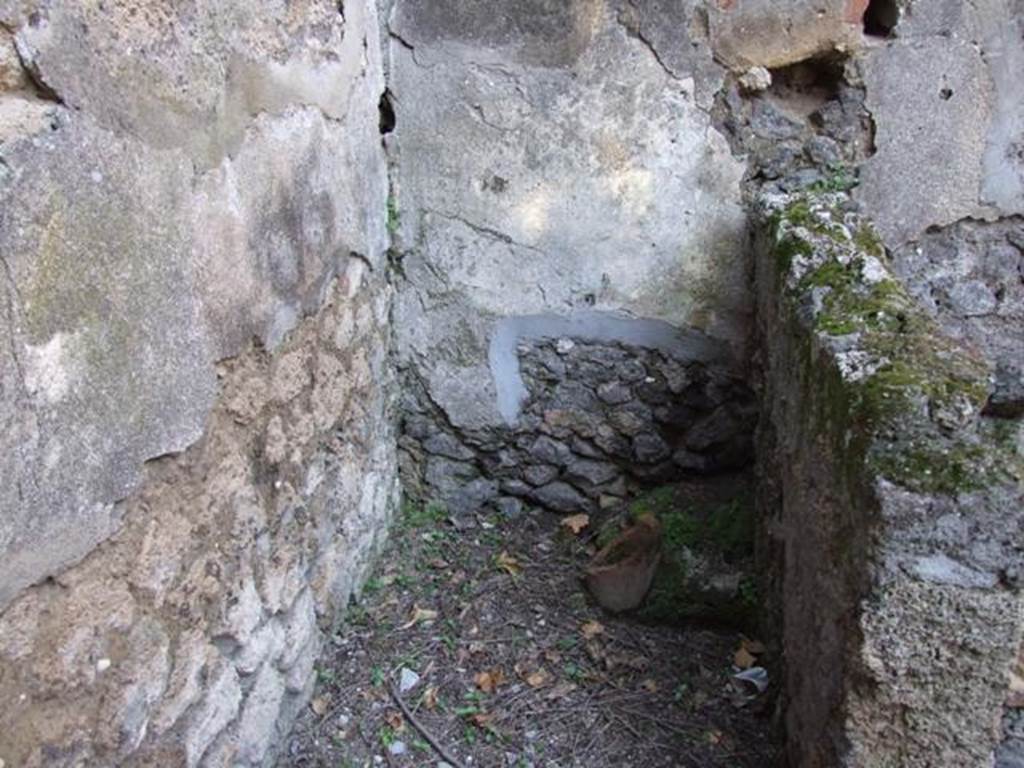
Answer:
705;2;1024;759
0;1;398;765
891;217;1024;421
756;191;1023;766
383;0;772;516
401;331;755;517
386;0;754;446
0;277;398;767
1;0;1023;765
850;5;1024;762
856;0;1024;244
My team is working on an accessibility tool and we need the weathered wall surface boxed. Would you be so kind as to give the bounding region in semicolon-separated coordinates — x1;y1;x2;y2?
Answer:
0;278;398;767
387;0;750;432
401;328;756;517
1;0;1021;764
851;9;1024;762
0;0;390;610
892;213;1024;767
385;0;769;513
0;0;398;765
757;192;1023;766
857;0;1024;244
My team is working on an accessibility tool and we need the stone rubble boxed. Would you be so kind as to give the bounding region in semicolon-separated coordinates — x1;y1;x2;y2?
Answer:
401;339;756;516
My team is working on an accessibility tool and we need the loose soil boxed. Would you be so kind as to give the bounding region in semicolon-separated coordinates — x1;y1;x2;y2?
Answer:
287;484;780;768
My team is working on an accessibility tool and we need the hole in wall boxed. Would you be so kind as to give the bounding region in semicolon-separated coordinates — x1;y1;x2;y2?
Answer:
768;56;844;106
863;0;899;37
764;55;846;122
378;89;396;135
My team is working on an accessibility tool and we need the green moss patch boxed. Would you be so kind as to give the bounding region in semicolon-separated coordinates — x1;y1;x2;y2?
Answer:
768;194;1022;496
628;485;757;628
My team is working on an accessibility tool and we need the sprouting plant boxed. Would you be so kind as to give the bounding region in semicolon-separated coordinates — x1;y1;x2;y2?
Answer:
563;662;584;682
400;498;447;529
370;666;385;687
811;163;857;193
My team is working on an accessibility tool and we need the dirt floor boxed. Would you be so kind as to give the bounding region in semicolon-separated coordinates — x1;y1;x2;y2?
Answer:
287;483;780;768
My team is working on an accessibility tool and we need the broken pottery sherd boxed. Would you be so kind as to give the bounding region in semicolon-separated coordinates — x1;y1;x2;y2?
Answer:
584;513;663;613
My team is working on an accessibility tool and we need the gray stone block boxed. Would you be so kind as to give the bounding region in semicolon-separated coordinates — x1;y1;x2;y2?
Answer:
564;458;619;487
632;433;672;465
530;482;589;513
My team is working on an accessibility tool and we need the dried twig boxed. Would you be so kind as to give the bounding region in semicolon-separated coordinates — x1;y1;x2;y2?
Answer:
389;685;465;768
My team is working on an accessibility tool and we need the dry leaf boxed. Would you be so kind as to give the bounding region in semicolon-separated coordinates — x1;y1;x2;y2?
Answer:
561;514;591;535
399;604;439;630
495;551;521;576
384;710;405;731
474;670;493;692
580;620;605;640
428;558;449;570
742;638;766;655
585;641;606;664
421;686;439;710
470;712;496;729
310;696;330;716
1010;672;1024;693
734;647;756;670
641;679;659;693
524;669;550;688
474;668;507;693
1009;672;1024;709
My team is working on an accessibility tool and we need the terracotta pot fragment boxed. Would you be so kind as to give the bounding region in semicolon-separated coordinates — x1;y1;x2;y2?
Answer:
584;513;663;613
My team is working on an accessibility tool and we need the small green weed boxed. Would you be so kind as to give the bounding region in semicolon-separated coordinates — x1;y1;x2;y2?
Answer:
400;498;447;530
370;666;385;687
